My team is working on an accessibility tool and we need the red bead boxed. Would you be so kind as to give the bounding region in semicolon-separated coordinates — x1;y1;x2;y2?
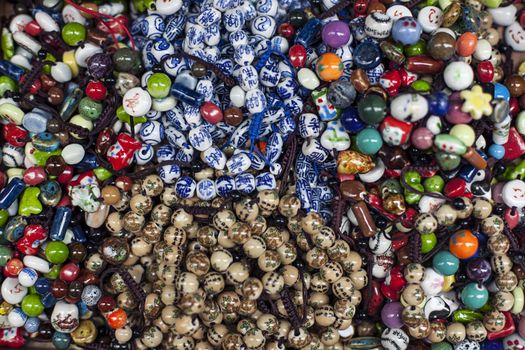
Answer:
443;178;468;198
16;224;47;256
354;0;368;16
107;308;127;329
20;75;41;95
200;101;223;124
57;165;74;185
3;124;28;147
391;232;409;251
487;311;515;341
85;81;107;101
51;279;68;299
505;207;519;230
96;128;115;154
106;134;142;171
57;195;72;208
503;127;525;161
477;61;494;83
4;258;23;277
509;97;520;117
23;166;47;186
115;176;133;192
98;295;116;313
59;262;80;282
278;23;295;39
24;21;42;36
289;44;307;68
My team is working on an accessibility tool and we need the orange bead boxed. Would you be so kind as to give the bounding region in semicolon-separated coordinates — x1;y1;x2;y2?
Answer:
107;308;127;329
456;32;478;57
449;229;478;259
316;53;344;82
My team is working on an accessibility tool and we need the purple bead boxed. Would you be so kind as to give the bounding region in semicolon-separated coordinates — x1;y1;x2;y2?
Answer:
381;301;404;329
466;258;492;282
321;21;351;48
87;53;113;80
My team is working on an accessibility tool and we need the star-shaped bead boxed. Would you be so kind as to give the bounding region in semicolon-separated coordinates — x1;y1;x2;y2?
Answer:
460;85;493;120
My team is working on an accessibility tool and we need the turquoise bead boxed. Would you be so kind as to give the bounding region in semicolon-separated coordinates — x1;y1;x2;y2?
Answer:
52;332;71;350
356;128;383;155
460;282;489;310
432;251;459;276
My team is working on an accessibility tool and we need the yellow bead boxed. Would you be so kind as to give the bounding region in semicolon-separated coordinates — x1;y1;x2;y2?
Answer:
63;50;79;77
449;124;475;147
442;274;455;292
69;114;93;139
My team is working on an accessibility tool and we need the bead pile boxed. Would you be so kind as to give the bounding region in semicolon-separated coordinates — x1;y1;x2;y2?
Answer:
2;0;525;349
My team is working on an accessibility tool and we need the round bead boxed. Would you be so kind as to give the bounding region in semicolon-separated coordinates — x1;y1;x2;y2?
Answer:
322;21;351;48
449;230;479;259
432;251;460;276
356;128;383;155
316;53;343;82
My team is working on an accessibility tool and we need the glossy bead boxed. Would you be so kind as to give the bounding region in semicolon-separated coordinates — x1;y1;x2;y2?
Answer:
200;101;223;124
107;308;127;329
322;21;351;48
432;251;459;276
61;22;86;46
85;81;107;101
147;73;171;99
316;53;343;82
449;230;479;259
356;128;383;155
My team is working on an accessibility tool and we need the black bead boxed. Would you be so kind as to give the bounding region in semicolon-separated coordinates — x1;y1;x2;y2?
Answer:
455;271;467;283
458;219;472;229
326;177;339;187
38;49;47;59
375;216;388;229
273;215;287;227
104;77;116;86
293;259;305;270
492;162;506;176
152;64;164;73
229;191;242;201
470;181;490;196
493;205;504;215
289;9;307;28
357;238;368;250
191;162;203;172
453;198;466;210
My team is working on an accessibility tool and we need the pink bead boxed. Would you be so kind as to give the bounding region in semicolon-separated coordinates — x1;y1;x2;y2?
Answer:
446;92;472;124
59;262;80;282
411;127;434;150
23;167;47;186
200;102;223;124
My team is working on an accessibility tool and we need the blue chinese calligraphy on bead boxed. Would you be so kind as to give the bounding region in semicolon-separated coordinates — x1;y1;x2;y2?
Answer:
197;179;217;201
235;173;256;194
216;175;236;197
170;83;204;107
175;176;196;199
256;172;277;191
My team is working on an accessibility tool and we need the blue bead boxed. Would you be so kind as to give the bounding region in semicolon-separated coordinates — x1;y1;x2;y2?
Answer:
0;60;24;80
488;144;505;160
432;251;459;275
24;317;40;333
391;16;422;45
0;178;25;209
22;112;49;134
71;224;87;243
74;152;99;171
216;176;236;197
353;41;382;70
458;164;477;183
493;83;510;101
50;207;72;241
170;83;204;107
294;18;322;47
341;107;365;133
34;277;51;295
481;340;503;350
52;332;71;350
41;292;56;308
427;91;449;117
461;282;489;310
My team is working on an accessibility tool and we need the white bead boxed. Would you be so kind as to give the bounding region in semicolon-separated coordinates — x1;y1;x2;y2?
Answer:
152;96;176;112
369;231;392;255
13;32;42;55
155;0;183;16
61;143;85;165
365;12;393;39
489;5;517;26
386;5;412;21
298;68;320;90
1;278;27;304
502;180;525;208
443;61;473;91
390;94;429;122
420;267;444;296
7;308;27;327
230;85;246;107
426;116;442;135
473;39;492;61
10;54;32;70
250;15;276;38
23;255;51;273
359;159;385;183
51;62;72;83
74;42;103;68
35;11;60;32
122;87;152;117
62;4;86;25
18;267;38;287
417;6;443;33
9;14;32;33
505;22;525;52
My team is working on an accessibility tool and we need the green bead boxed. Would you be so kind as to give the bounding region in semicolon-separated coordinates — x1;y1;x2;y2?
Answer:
79;97;102;120
133;0;146;12
45;241;69;264
403;170;422;185
452;309;483;323
62;22;86;46
44;264;61;280
356;128;383;155
381;179;402;196
461;282;489;310
1;29;14;60
357;94;386;124
52;332;72;350
480;0;501;8
116;106;146;124
423;175;445;193
431;343;453;350
93;167;113;181
21;294;44;317
411;80;432;92
0;245;12;267
42;53;56;75
33;149;62;167
0;209;8;227
420;232;437;253
434;134;467;155
0;76;16;97
435;151;462;171
405;40;427;56
113;48;141;73
18;187;42;217
404;184;423;205
29;286;37;295
432;251;459;275
147;73;171;99
143;0;155;10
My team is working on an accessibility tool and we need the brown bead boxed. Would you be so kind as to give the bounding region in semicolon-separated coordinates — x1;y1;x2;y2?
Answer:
427;32;456;61
101;185;121;205
192;62;207;78
340;180;366;200
81;2;98;18
47;86;64;105
351;201;377;237
224;107;243;126
40;74;57;92
45;155;66;176
47;119;62;133
69;242;87;263
405;56;445;74
351;68;370;94
357;320;376;337
367;0;386;13
442;2;461;27
87;28;108;46
463;147;488;170
505;75;525;97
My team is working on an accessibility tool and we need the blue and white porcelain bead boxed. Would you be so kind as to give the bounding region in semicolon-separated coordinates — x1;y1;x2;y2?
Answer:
296;179;312;209
188;126;213;152
245;89;267;114
276;77;298;100
259;58;281;87
197;179;217;200
139;121;165;145
271;36;289;53
165;127;187;149
196;80;215;101
277;116;296;135
8;308;27;328
284;95;303;116
204;24;221;46
256;0;278;16
155;0;183;16
241;1;257;21
256;172;277;190
175;176;196;199
174;70;198;90
135;144;154;165
202;146;227;170
163;56;188;76
238;65;259;91
249;152;265;170
185;24;206;48
196;7;222;27
299;113;321;139
265;133;284;164
150;38;175;63
175;144;194;163
229;30;249;48
251;15;276;38
146;110;162;121
234;44;255;66
156;145;176;162
142;14;165;39
302;138;329;163
216;175;236;197
235;173;256;194
230;120;250;148
159;164;181;184
163;14;186;41
165;109;189;131
226;153;252;175
213;0;234;11
224;8;245;32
